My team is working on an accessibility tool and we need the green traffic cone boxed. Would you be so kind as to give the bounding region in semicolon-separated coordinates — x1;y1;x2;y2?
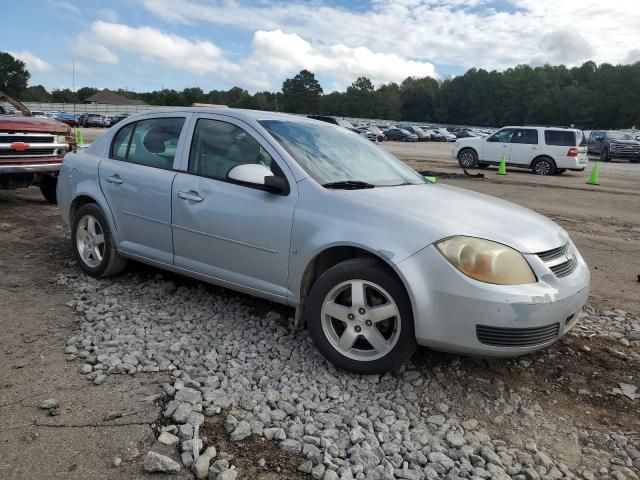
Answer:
586;160;599;185
424;176;437;183
497;155;507;175
78;130;84;145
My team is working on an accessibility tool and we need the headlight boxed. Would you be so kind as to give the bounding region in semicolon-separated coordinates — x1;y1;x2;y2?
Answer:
435;236;536;285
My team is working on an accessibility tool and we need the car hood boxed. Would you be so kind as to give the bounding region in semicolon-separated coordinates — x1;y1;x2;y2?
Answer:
0;116;70;134
609;139;640;145
346;183;568;253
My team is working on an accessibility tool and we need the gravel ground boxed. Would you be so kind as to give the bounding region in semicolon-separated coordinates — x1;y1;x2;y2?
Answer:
57;268;640;480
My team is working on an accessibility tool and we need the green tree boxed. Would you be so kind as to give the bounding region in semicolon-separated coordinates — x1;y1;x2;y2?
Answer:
24;84;51;102
0;52;30;98
50;88;79;103
76;87;98;102
282;69;323;114
399;76;439;121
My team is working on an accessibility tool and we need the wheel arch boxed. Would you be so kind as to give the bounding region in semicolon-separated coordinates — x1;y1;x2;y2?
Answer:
294;244;415;330
457;146;478;159
68;191;120;244
529;154;556;168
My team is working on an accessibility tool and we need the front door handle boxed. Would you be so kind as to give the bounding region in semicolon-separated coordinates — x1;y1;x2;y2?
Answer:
177;191;203;203
105;174;123;184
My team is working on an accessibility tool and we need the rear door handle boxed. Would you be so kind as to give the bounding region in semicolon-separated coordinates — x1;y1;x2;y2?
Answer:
177;191;203;203
105;174;123;184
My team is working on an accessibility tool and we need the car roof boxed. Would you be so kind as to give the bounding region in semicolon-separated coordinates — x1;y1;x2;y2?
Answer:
126;107;322;125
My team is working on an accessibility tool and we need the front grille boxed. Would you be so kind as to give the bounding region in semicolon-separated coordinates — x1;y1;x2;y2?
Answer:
536;243;568;262
0;148;56;157
550;256;578;278
0;135;54;144
476;323;560;347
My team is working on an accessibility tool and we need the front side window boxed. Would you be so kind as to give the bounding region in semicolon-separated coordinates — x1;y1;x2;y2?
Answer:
110;117;185;169
487;128;514;143
189;118;274;180
260;119;425;187
513;129;539;144
544;130;577;146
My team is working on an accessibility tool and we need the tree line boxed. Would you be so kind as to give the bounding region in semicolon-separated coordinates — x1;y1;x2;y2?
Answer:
2;51;640;128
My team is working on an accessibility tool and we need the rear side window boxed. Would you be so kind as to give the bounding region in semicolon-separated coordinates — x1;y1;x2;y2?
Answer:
110;117;185;169
512;129;538;144
545;130;577;146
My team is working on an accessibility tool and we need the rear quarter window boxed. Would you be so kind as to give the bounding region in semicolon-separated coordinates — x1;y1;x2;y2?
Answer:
544;130;577;146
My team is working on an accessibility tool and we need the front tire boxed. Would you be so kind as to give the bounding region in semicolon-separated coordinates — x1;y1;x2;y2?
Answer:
457;149;478;169
306;258;416;374
532;157;557;175
600;148;610;162
71;204;127;277
39;175;58;204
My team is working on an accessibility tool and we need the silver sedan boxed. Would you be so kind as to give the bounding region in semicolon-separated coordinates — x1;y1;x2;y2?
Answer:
57;108;590;373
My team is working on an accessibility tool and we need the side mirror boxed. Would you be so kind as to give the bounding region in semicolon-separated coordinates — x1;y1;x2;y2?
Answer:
227;164;289;195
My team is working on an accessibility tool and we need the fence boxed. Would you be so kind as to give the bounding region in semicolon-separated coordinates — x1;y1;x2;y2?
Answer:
20;102;161;115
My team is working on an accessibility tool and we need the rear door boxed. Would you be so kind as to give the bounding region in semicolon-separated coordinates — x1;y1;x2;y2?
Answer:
482;128;514;163
99;115;188;263
509;128;539;166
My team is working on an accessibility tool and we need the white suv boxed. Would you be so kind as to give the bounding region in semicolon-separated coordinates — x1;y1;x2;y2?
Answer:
452;126;588;175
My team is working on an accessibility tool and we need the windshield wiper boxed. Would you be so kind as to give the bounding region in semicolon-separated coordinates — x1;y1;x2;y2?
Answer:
322;180;376;190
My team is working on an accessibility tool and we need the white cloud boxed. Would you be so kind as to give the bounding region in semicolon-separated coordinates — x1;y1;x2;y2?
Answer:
249;30;437;88
47;0;79;14
75;33;119;64
141;0;640;70
9;50;52;72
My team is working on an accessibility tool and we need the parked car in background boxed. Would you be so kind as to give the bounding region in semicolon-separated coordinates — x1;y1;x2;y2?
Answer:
78;113;89;126
307;115;361;134
384;127;418;142
31;111;47;118
57;113;81;127
110;113;131;126
84;113;105;128
362;125;385;142
398;125;431;141
431;129;456;142
0;92;74;203
57;108;590;373
587;130;640;163
455;130;479;139
453;126;588;175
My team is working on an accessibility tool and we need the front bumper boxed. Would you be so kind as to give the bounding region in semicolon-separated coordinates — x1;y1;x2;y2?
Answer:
397;242;590;357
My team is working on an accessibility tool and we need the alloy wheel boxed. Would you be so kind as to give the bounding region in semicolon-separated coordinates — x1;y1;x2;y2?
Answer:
534;160;551;175
459;151;475;168
76;214;105;268
321;279;401;361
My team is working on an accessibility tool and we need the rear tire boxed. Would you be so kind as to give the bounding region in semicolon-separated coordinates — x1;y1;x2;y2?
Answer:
306;258;416;374
71;203;127;277
532;157;557;175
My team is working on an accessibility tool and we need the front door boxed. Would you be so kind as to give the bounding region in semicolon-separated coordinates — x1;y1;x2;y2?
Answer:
171;115;297;300
99;116;187;263
482;128;514;163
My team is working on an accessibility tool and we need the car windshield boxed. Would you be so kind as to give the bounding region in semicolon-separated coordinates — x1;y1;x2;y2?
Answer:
260;119;425;187
412;127;426;134
607;131;633;140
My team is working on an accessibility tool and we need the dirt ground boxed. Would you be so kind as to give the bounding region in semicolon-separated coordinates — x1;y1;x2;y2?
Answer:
0;132;638;478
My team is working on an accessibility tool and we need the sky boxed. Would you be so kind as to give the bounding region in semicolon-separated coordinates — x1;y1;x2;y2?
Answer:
3;0;640;94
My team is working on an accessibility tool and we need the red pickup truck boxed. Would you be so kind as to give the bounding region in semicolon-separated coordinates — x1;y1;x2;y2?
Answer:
0;93;75;203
